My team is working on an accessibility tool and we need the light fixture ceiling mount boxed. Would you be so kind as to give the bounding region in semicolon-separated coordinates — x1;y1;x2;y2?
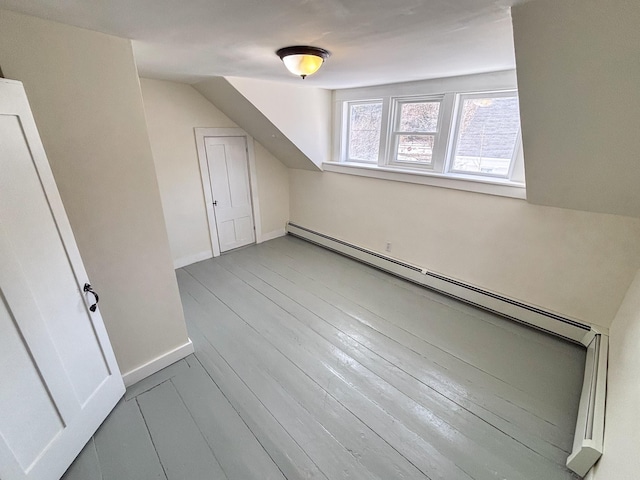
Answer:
276;46;331;79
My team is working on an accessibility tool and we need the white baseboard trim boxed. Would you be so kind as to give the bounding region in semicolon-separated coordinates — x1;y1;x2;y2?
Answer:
259;228;287;243
174;250;213;269
122;338;194;387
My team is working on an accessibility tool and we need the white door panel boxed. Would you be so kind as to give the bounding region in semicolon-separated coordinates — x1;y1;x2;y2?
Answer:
0;79;125;480
205;136;255;252
0;114;109;404
0;287;65;471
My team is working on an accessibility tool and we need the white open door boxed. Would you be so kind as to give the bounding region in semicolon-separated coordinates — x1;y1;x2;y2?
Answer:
0;79;125;480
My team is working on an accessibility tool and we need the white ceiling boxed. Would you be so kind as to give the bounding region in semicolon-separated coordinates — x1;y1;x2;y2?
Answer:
0;0;521;89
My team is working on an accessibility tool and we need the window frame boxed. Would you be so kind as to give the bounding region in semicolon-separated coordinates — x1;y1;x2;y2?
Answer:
332;71;526;198
342;99;384;164
445;90;521;180
386;95;445;170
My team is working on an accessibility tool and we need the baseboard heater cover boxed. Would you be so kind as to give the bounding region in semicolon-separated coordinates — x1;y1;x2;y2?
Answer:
286;222;594;345
566;334;608;477
286;222;607;477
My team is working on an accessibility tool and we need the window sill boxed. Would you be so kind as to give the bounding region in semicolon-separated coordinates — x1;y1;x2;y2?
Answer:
321;162;527;199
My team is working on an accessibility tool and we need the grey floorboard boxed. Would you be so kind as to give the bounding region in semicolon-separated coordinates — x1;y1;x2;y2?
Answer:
137;380;228;480
214;252;571;466
180;272;428;480
61;438;101;480
232;242;573;449
263;237;583;412
187;320;329;480
256;239;583;434
93;398;166;480
64;236;582;480
170;357;286;480
187;254;569;480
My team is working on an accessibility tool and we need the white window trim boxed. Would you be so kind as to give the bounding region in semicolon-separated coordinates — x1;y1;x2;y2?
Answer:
322;161;526;199
330;70;525;198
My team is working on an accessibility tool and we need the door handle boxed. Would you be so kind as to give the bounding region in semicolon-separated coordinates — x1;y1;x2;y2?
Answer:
83;283;99;312
213;200;218;206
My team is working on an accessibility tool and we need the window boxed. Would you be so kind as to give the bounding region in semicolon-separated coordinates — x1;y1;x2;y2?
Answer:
450;92;521;178
346;101;382;163
390;98;442;168
332;72;525;197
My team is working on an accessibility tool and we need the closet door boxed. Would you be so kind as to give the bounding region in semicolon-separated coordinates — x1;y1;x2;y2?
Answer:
0;79;124;480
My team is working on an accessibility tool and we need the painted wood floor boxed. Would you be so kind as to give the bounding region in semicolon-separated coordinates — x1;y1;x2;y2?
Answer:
63;236;585;480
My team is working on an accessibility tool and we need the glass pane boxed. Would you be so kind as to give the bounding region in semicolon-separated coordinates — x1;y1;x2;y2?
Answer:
396;135;434;164
348;102;382;162
452;95;521;176
399;102;440;132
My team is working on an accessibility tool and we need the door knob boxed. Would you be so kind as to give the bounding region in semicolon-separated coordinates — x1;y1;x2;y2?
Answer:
213;200;218;206
83;283;99;312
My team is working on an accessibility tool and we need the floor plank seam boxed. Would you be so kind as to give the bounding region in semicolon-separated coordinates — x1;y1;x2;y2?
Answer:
134;397;170;480
126;378;175;401
90;438;104;480
188;329;330;480
189;354;291;480
168;377;231;480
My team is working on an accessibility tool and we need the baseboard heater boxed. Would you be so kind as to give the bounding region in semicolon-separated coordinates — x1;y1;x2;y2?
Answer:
286;222;607;477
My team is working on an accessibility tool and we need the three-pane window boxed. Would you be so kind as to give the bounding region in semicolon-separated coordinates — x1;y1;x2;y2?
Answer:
342;90;522;183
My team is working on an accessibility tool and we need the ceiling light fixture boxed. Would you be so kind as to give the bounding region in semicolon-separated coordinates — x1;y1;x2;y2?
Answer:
276;46;331;79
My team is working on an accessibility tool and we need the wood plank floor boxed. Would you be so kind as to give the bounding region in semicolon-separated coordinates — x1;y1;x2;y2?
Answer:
63;236;585;480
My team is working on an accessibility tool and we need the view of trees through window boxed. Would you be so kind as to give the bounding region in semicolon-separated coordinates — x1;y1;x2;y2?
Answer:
395;101;440;164
348;102;382;162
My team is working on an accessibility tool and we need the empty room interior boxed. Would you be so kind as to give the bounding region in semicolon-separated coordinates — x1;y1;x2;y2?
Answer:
1;0;639;479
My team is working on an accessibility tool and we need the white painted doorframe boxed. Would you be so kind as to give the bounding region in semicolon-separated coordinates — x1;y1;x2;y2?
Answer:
195;128;262;257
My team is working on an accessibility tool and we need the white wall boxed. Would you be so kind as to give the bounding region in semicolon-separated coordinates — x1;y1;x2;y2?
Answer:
226;77;332;169
588;269;640;479
512;0;640;218
140;78;290;266
289;170;640;328
0;9;190;375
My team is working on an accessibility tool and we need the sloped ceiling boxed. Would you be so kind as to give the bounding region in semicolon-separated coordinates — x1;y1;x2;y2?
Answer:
194;77;322;170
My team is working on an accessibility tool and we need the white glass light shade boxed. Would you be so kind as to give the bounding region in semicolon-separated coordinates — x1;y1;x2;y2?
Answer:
282;54;324;78
276;46;330;79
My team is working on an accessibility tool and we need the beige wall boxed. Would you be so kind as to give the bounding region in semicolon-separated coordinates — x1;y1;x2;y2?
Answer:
512;0;640;218
588;269;640;479
0;10;189;376
140;78;290;266
290;170;640;328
